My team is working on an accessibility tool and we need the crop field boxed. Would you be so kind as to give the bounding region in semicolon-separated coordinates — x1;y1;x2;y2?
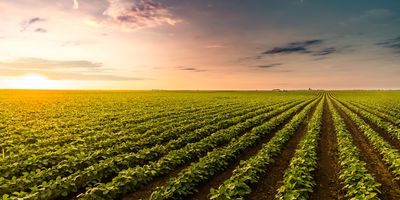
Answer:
1;90;400;200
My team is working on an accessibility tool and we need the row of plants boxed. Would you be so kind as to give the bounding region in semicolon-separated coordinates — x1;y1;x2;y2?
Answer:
0;100;242;163
328;97;381;199
207;97;319;200
337;99;400;140
73;98;316;200
333;98;400;180
0;100;238;167
149;97;321;200
1;97;209;151
0;100;280;195
274;97;324;199
0;101;249;179
354;101;400;126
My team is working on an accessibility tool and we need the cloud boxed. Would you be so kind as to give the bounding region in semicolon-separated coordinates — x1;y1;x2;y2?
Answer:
0;69;144;81
46;72;145;81
96;0;181;31
21;17;46;31
34;28;47;33
312;47;337;56
263;39;322;55
261;39;350;59
254;63;283;68
0;57;102;70
73;0;79;9
177;66;207;72
377;36;400;53
0;57;145;81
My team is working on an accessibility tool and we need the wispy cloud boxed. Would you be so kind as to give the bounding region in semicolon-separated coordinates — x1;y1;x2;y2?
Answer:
34;28;47;33
21;17;46;31
91;0;181;31
0;57;102;70
0;57;145;81
377;36;400;53
263;39;322;55
177;66;207;72
254;63;283;68
261;39;350;59
312;47;337;56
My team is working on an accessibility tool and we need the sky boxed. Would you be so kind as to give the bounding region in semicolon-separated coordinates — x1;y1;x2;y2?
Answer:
0;0;399;90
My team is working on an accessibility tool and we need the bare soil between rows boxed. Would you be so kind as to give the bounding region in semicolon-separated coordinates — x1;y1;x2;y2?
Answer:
310;98;343;200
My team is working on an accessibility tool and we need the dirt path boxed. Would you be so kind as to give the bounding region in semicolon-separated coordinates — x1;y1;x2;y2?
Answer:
333;100;400;200
310;98;343;200
244;99;320;200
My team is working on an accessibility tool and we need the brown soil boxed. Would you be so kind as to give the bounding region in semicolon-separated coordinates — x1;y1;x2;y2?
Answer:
310;98;343;200
244;98;320;200
187;99;318;200
333;100;400;200
338;100;400;150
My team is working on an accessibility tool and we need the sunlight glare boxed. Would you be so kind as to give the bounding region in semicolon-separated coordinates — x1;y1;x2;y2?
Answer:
14;73;53;89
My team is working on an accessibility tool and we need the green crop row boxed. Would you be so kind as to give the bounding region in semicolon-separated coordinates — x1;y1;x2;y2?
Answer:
0;100;281;196
75;98;315;200
0;101;249;179
334;99;400;180
3;99;241;164
148;97;320;200
338;99;400;140
275;96;324;199
208;97;320;199
328;97;381;199
353;101;400;126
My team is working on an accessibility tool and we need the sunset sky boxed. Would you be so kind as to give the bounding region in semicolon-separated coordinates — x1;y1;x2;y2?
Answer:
0;0;399;90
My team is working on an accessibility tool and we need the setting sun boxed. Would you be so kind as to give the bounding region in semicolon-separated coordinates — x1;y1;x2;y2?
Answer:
13;73;52;89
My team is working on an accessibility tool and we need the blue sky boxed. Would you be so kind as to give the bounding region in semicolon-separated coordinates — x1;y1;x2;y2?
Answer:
0;0;399;89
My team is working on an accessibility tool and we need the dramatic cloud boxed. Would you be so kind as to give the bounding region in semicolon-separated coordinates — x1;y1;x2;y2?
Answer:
98;0;181;31
73;0;79;10
377;36;400;53
21;17;46;31
263;39;322;55
0;57;102;70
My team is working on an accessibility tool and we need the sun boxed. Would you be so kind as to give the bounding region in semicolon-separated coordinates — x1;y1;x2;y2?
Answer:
14;73;53;89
